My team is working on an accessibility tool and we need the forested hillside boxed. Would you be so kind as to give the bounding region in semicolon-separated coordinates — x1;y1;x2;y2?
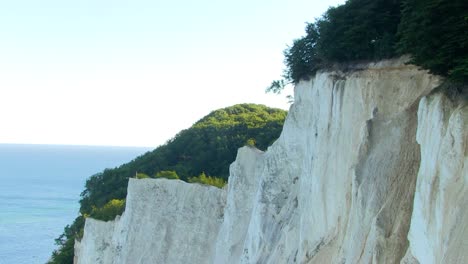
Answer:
48;104;287;264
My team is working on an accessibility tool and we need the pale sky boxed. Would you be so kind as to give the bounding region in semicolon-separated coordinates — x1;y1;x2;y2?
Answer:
0;0;345;147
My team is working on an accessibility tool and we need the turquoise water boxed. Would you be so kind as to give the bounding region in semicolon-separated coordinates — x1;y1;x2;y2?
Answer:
0;144;151;264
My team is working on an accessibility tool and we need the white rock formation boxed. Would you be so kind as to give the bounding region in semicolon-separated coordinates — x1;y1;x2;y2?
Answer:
75;59;467;264
402;92;467;264
75;178;226;264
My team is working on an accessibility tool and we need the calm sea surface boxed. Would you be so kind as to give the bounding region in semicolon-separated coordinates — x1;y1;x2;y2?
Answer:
0;144;152;264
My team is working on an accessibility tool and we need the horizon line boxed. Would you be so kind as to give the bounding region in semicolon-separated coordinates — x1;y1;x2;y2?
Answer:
0;142;155;149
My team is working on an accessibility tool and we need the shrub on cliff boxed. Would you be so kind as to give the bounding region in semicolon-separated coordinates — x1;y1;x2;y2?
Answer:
89;199;126;222
49;216;84;264
188;172;227;188
136;172;150;179
155;170;180;180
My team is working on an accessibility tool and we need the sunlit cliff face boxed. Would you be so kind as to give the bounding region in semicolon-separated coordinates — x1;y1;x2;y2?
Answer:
75;58;467;264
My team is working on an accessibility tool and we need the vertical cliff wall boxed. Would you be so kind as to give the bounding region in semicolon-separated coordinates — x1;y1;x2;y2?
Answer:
75;179;226;264
75;59;467;264
402;92;467;264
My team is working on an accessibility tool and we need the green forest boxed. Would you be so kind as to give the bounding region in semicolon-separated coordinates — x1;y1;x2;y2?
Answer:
48;104;287;263
268;0;467;93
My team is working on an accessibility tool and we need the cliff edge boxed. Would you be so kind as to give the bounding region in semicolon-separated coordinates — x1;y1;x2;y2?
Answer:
75;179;226;263
75;59;467;263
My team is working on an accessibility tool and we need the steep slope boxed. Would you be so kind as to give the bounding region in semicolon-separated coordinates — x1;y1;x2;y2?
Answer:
75;59;467;263
403;92;467;263
213;58;444;263
75;179;225;264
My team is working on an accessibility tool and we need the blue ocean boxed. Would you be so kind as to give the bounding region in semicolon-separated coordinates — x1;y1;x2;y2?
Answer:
0;144;152;264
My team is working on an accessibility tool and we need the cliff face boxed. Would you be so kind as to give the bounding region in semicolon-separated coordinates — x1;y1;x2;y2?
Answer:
75;179;226;264
403;93;467;264
75;59;467;264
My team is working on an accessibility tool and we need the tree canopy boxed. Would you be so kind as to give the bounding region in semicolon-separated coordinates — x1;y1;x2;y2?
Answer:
269;0;467;89
397;0;468;82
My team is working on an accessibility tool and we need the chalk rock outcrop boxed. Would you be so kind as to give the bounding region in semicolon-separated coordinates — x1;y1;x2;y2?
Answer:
75;59;467;264
402;92;467;264
75;179;226;264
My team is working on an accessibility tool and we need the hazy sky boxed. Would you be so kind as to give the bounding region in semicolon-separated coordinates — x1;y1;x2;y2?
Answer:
0;0;345;147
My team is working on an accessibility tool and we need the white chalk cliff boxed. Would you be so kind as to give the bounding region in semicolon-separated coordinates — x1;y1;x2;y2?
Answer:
75;59;467;264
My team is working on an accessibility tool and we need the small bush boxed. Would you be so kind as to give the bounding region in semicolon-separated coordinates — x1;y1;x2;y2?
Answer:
136;173;150;179
245;138;256;147
188;172;226;188
89;199;126;221
155;170;180;180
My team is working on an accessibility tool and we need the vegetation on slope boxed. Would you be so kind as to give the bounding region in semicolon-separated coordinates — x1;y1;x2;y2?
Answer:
268;0;467;93
188;172;227;188
48;103;286;264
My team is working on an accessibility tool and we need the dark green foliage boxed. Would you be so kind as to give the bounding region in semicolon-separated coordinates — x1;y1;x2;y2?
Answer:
316;0;401;62
48;237;75;264
272;0;467;90
283;23;322;83
48;216;85;264
397;0;468;82
50;104;286;263
279;0;402;84
266;79;287;94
